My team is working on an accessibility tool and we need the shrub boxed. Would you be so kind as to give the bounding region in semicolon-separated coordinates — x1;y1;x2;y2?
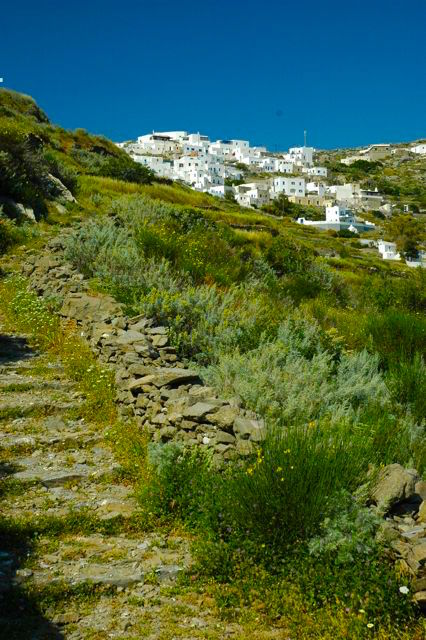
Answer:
360;309;426;367
308;491;382;564
97;155;154;184
204;315;388;425
386;352;426;424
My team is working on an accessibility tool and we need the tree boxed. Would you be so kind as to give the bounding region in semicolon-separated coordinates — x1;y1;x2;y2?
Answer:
262;194;295;217
386;215;422;257
98;155;154;184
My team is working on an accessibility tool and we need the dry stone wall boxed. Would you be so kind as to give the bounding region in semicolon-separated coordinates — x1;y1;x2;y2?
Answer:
20;236;265;465
18;235;426;612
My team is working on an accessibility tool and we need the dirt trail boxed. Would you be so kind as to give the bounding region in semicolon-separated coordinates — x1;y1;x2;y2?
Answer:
0;327;265;639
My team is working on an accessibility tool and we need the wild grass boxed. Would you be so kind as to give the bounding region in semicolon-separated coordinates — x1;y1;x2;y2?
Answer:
0;276;116;424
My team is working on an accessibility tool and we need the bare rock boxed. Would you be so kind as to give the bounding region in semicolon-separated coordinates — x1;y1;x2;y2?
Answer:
369;464;418;511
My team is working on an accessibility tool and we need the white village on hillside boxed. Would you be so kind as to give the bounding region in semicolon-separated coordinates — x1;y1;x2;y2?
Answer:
117;132;426;267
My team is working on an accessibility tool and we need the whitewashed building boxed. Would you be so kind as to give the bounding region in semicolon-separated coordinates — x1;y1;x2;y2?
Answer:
302;166;328;177
297;204;375;233
377;240;401;261
234;183;270;208
271;177;305;197
411;144;426;155
286;146;314;166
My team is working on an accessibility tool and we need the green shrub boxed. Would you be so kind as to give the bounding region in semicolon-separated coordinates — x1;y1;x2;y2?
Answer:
360;309;426;367
97;155;154;184
204;316;388;425
308;491;382;564
386;352;426;424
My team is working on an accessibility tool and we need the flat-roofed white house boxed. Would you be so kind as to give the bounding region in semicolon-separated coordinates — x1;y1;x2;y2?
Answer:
271;177;305;197
234;183;270;208
411;143;426;155
274;159;294;173
286;146;314;166
136;133;181;154
297;204;375;233
302;166;328;177
377;240;401;261
306;181;327;196
326;204;355;224
131;154;174;178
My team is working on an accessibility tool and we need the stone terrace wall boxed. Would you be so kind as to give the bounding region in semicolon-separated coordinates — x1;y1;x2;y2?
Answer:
20;236;265;465
15;235;426;611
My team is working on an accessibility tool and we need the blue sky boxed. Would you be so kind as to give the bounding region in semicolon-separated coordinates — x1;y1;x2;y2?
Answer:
1;0;425;149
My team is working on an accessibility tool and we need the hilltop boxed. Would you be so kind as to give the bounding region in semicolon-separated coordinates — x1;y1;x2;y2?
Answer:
0;89;425;639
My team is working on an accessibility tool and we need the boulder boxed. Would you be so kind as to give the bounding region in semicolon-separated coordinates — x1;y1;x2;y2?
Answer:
369;464;418;510
47;173;76;203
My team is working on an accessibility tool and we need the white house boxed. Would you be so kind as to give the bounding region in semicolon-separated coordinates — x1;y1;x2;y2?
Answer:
325;204;355;224
302;166;328;177
286;146;314;166
271;177;305;197
306;181;327;196
131;154;173;178
234;183;270;208
273;159;294;173
258;157;276;172
297;204;375;233
224;165;244;180
136;133;181;154
411;144;426;155
377;240;401;261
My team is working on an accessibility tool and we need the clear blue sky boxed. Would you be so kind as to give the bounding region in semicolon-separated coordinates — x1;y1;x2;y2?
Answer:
1;0;425;150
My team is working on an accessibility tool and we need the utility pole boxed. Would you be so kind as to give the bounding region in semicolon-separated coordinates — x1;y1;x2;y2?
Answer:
304;129;307;147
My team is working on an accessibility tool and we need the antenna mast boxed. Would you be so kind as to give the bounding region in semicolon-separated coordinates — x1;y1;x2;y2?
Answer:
304;129;307;147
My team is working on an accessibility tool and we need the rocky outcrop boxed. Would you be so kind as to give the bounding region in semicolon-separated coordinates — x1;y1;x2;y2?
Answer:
46;173;76;204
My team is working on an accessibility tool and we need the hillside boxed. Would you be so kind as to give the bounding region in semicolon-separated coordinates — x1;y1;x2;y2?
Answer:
0;89;425;639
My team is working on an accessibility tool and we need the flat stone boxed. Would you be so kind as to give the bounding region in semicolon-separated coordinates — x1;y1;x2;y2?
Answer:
147;327;168;335
152;335;168;347
96;501;135;520
183;402;219;421
401;526;426;540
115;330;147;345
214;431;236;444
128;368;201;390
410;540;426;564
207;405;238;430
233;416;266;442
413;590;426;612
413;576;426;591
13;466;89;487
70;563;144;588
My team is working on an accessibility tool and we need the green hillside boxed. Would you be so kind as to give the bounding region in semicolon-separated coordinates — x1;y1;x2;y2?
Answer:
1;89;425;638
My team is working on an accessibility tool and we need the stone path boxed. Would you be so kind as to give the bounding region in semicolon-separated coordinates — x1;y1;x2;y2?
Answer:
0;329;275;639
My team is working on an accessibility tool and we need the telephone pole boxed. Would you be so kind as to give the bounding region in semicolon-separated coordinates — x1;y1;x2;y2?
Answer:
304;129;307;147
